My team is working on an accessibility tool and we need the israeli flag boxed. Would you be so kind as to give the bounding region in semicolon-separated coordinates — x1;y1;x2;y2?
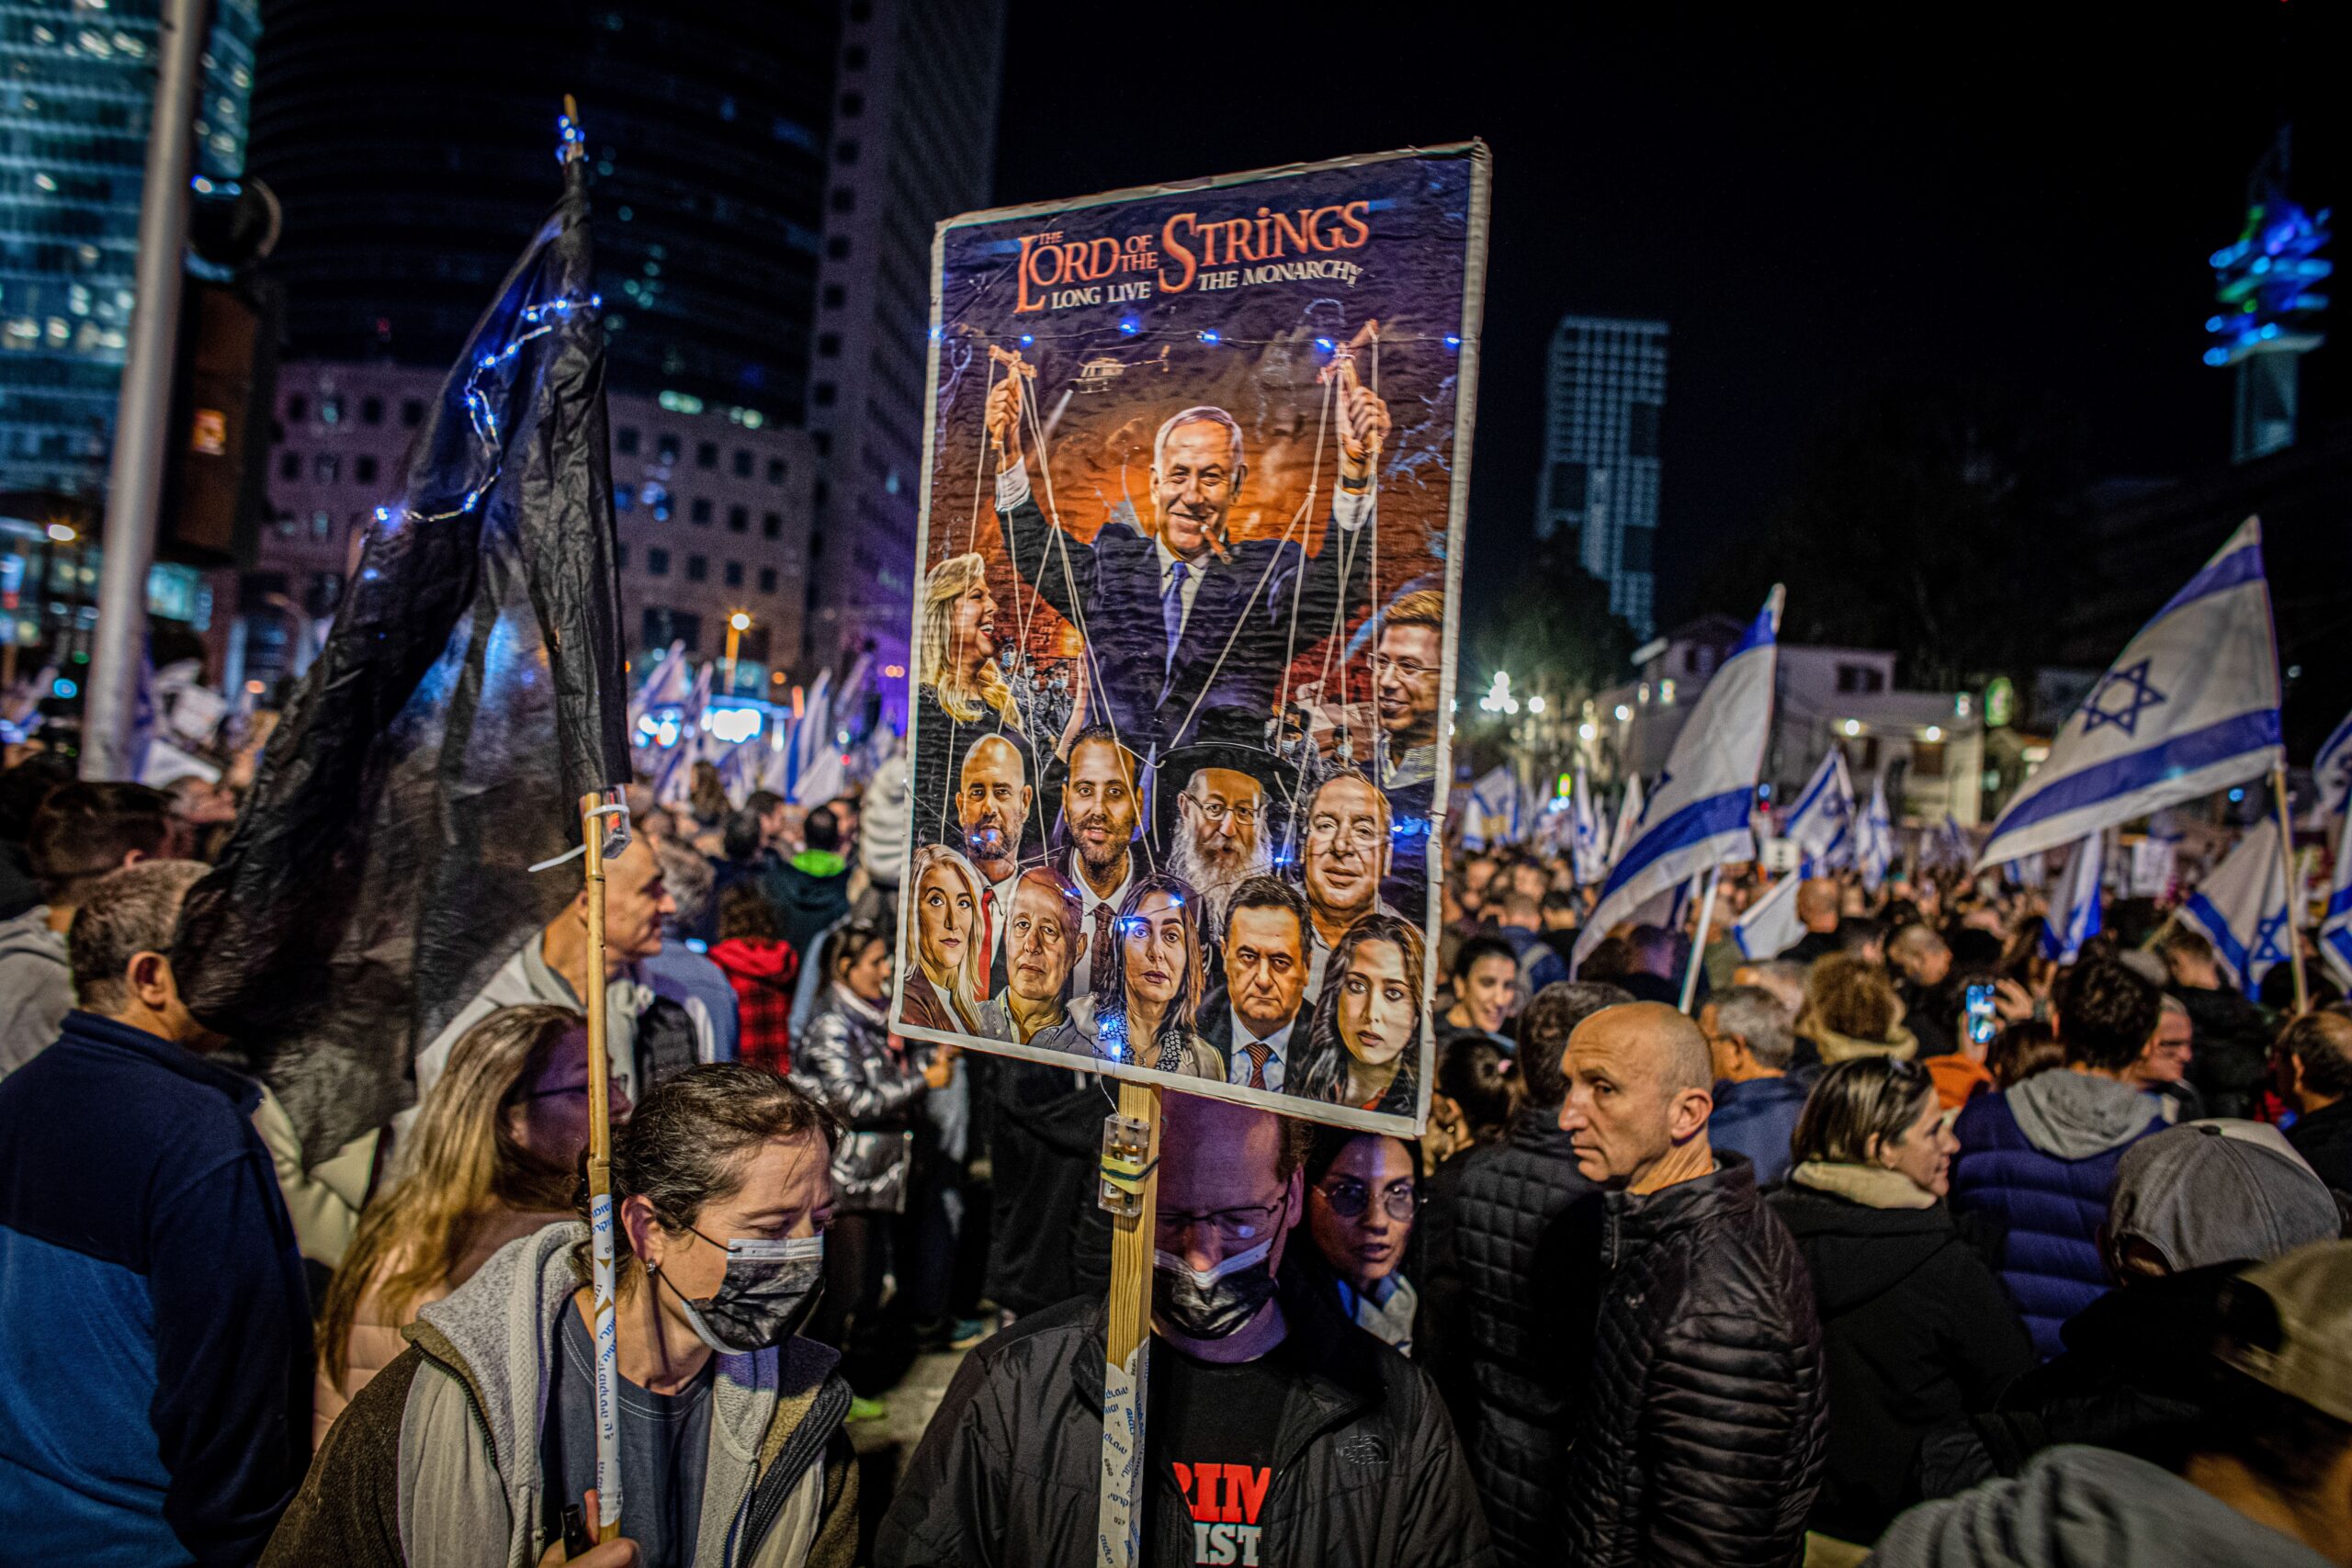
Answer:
1571;762;1608;885
2321;809;2352;988
2176;817;2295;998
1465;765;1522;850
629;640;690;731
1783;749;1855;874
788;669;846;807
1856;773;1894;894
652;660;713;810
2038;831;2105;963
1928;814;1972;872
1978;517;2282;868
2313;705;2352;826
1576;587;1781;970
1733;874;1804;961
1606;772;1645;872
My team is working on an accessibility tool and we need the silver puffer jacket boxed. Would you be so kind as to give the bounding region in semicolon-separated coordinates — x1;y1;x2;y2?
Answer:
789;985;925;1213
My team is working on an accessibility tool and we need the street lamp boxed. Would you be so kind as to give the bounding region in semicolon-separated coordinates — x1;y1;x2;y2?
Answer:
725;610;752;694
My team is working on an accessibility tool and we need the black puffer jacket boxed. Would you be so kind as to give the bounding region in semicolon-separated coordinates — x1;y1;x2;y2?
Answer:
2171;984;2271;1118
1562;1155;1827;1568
1425;1105;1602;1568
875;1281;1492;1568
1768;1177;2033;1544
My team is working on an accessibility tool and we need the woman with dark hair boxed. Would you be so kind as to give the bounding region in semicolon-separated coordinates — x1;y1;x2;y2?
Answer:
267;1064;860;1568
1294;912;1426;1117
1441;933;1519;1046
1767;1056;2033;1551
1075;869;1224;1079
1295;1124;1425;1353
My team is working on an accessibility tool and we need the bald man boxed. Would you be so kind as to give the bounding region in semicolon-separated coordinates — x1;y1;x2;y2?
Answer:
1776;877;1843;965
1555;1002;1826;1568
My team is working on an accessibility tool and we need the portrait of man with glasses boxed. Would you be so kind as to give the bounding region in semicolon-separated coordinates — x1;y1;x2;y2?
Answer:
1296;770;1403;996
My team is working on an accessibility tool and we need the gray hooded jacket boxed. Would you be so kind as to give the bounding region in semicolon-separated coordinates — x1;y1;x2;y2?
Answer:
0;904;69;1077
262;1222;856;1568
2007;1069;2159;1160
1866;1444;2334;1568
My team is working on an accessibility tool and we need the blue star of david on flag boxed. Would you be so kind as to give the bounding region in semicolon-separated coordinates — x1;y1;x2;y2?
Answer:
2080;659;2166;738
2250;908;2292;973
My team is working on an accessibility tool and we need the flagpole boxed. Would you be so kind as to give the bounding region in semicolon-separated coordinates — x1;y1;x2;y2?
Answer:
2271;766;2310;1015
1681;863;1721;1013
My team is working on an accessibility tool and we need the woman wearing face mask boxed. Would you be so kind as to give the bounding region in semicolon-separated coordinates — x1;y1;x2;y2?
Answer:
312;1006;627;1447
1767;1056;2033;1554
794;919;953;1421
1294;913;1427;1117
266;1064;859;1568
1077;871;1225;1080
901;844;992;1035
1295;1127;1425;1354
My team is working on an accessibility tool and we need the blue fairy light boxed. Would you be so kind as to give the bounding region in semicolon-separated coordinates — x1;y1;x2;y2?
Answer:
1118;318;1141;335
1198;329;1220;344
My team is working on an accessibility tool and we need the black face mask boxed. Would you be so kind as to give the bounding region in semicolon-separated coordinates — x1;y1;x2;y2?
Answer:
1152;1236;1279;1339
658;1230;825;1355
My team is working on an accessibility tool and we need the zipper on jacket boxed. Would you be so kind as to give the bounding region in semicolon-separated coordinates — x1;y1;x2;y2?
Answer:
741;1374;854;1561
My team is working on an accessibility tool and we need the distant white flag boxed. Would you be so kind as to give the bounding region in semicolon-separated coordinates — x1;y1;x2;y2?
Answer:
1856;774;1894;894
1571;761;1607;886
2321;809;2352;989
2176;818;2295;998
653;661;712;810
1464;765;1521;850
1978;517;2282;868
629;640;690;730
1605;773;1645;871
1577;588;1781;970
1783;749;1855;875
1733;874;1804;961
2038;831;2105;964
2314;705;2352;827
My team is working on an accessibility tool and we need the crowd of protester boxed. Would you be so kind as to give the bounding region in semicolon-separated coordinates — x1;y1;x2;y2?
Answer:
2;752;2350;1567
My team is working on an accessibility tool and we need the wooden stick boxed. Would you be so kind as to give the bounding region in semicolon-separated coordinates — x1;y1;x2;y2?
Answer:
2272;767;2311;1016
1681;862;1722;1014
580;792;624;1541
1097;1079;1162;1568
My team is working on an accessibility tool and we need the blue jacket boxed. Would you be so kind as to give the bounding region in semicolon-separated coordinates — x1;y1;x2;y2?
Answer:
1948;1072;2161;1359
1710;1075;1811;1189
0;1010;311;1566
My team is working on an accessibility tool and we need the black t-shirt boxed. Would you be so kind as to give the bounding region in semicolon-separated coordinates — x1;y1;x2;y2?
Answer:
539;1297;714;1568
1146;1340;1294;1567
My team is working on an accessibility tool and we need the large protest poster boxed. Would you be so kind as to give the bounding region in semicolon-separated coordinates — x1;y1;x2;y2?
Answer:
895;142;1488;1135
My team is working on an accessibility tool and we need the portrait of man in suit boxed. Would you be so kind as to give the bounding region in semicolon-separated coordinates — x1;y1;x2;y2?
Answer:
982;372;1391;759
1201;874;1313;1093
1298;770;1400;993
957;733;1033;990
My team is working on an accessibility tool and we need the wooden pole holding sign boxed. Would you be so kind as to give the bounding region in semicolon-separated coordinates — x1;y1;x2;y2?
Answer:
579;791;625;1543
2272;766;2311;1016
1096;1079;1163;1568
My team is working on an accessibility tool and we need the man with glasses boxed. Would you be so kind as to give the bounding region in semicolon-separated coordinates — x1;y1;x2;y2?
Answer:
1297;771;1401;995
2123;993;2203;1122
1370;590;1445;908
878;1095;1488;1567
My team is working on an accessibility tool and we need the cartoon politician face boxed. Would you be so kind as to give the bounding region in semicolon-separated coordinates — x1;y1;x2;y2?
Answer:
958;734;1032;885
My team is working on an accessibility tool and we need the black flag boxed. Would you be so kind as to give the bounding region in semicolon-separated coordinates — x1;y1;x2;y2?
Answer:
178;142;629;1162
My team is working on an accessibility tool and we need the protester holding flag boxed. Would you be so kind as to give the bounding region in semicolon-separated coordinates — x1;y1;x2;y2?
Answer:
266;1064;859;1568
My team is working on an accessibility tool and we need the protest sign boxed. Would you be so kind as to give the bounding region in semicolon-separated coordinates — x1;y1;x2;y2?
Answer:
896;143;1488;1136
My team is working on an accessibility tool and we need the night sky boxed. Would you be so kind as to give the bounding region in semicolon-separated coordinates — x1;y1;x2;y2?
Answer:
992;4;2346;628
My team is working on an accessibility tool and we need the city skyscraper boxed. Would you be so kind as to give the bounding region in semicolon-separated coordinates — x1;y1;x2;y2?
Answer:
247;0;836;422
1538;314;1668;637
0;0;263;497
802;0;1004;695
